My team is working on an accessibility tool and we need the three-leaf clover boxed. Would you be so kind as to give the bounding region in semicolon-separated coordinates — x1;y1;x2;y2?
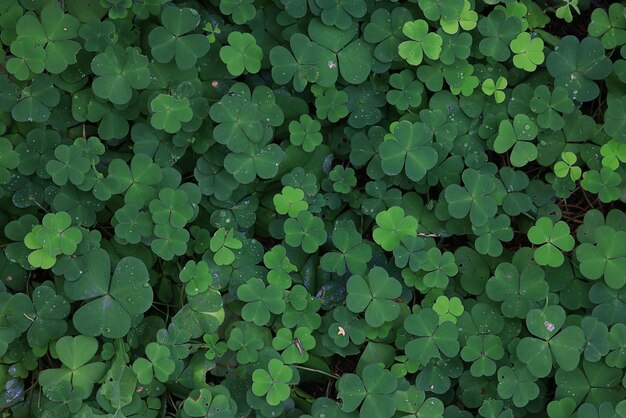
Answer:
91;45;151;105
380;121;438;182
510;32;545;72
150;94;193;134
444;169;497;227
516;306;585;378
461;335;505;377
321;221;372;276
252;359;293;406
148;7;210;70
219;31;263;76
289;115;323;152
398;20;443;66
493;114;539;167
132;342;176;384
486;262;549;318
337;364;398;418
346;267;402;327
576;226;626;290
24;212;82;269
284;211;327;253
527;217;575;267
404;308;460;364
273;186;308;218
237;278;285;326
210;227;242;266
372;206;418;252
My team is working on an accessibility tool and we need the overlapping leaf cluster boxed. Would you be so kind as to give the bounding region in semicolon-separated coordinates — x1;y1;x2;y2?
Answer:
1;0;626;417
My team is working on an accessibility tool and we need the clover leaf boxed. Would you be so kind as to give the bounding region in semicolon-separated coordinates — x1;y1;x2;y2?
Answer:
346;267;402;327
478;11;521;61
461;335;504;377
497;363;540;408
132;342;175;384
179;260;213;296
486;262;549;318
444;169;497;227
380;121;438;182
321;221;372;276
149;93;193;134
516;305;585;378
24;212;82;269
273;186;308;218
398;20;443;66
404;308;460;364
220;31;262;76
237;278;285;326
252;359;293;406
14;3;81;74
148;7;210;70
588;4;626;49
546;36;612;102
91;45;151;105
493;114;539;167
576;226;626;290
337;364;398;418
528;217;575;267
65;249;153;338
284;211;327;253
372;206;418;252
210;227;242;266
289;115;323;152
581;168;621;203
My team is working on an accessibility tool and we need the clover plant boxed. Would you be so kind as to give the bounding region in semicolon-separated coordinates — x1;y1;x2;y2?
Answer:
1;0;626;417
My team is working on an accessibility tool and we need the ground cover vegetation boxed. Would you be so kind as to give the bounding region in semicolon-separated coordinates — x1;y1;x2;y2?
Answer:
0;0;626;416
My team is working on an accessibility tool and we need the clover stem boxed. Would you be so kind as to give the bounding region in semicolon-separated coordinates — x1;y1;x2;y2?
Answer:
294;365;339;379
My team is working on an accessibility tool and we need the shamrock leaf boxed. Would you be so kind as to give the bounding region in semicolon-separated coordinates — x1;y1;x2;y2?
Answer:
576;226;626;290
132;342;175;384
220;0;256;24
27;285;71;347
273;186;308;218
252;359;293;406
478;11;521;62
272;327;315;364
493;114;538;167
284;211;327;253
588;4;626;49
461;335;504;377
530;86;575;131
24;212;82;269
404;308;460;364
219;31;263;76
398;20;443;66
444;169;497;227
510;32;544;72
364;7;413;63
289;115;323;153
372;206;418;252
91;45;151;105
148;7;210;70
528;217;575;267
237;278;285;325
264;245;297;288
546;35;612;102
38;335;106;399
315;87;349;122
6;38;45;81
321;221;372;276
482;76;508;104
210;227;242;266
12;74;60;123
604;96;626;143
497;363;540;408
337;364;398;418
380;121;438;182
66;249;153;338
149;94;193;134
317;0;367;30
346;266;402;327
14;3;81;74
486;262;549;318
516;306;585;378
421;247;458;289
581;168;621;203
329;166;357;194
224;143;286;184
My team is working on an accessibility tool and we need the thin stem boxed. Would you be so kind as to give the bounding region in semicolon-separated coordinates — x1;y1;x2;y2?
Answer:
294;365;339;379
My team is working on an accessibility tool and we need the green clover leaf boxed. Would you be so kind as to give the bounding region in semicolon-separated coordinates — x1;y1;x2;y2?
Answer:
346;266;402;327
148;7;210;70
493;114;539;167
576;226;626;290
284;211;327;254
210;227;242;266
337;364;398;418
486;262;549;318
24;212;82;269
150;94;193;134
321;221;372;276
398;20;443;66
91;45;151;105
288;115;323;153
132;342;175;384
510;32;544;72
252;359;293;406
444;168;497;227
237;278;285;326
528;217;575;267
372;206;418;252
461;335;505;377
404;308;460;364
380;121;438;182
273;186;308;218
219;31;263;76
588;4;626;49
